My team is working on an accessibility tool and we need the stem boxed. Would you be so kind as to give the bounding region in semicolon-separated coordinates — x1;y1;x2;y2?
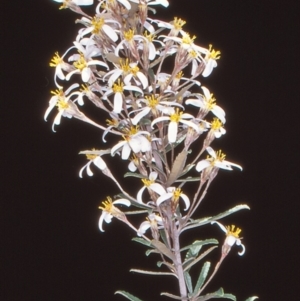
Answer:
173;224;188;300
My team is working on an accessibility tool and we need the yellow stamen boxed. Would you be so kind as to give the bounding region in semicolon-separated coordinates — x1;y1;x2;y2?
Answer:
170;108;183;123
112;79;124;94
226;225;242;238
211;118;223;130
208;44;221;60
49;52;62;67
173;17;186;30
74;54;87;71
145;95;159;108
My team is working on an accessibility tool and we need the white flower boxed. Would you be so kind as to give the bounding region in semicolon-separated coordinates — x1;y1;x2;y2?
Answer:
151;108;199;143
131;94;183;126
156;187;190;211
202;44;221;77
53;0;94;6
77;16;119;42
66;42;108;82
137;213;163;237
185;86;225;124
44;84;79;132
111;127;151;160
98;197;130;232
211;221;245;256
130;0;169;7
79;149;108;177
196;147;242;172
102;79;143;114
137;172;166;204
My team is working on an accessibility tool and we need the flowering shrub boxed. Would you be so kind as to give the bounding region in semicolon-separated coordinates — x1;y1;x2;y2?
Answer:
45;1;257;300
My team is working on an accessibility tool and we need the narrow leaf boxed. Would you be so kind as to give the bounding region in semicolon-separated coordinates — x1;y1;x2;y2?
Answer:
196;287;236;301
160;292;184;300
193;262;211;295
183;205;250;232
130;269;176;277
183;246;217;271
184;271;193;294
151;239;175;261
166;150;188;186
244;297;259;301
132;237;152;247
115;290;143;301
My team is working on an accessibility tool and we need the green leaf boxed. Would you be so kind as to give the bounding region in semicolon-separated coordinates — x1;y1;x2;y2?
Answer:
159;229;170;249
196;287;236;301
115;290;144;301
130;269;176;277
244;297;259;301
182;239;218;261
124;172;146;179
132;237;152;247
184;271;193;294
183;204;250;232
160;292;184;300
183;246;217;271
193;262;211;295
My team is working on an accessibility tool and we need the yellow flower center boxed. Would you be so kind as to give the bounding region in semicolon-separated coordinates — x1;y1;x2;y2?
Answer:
86;148;98;160
143;31;155;42
74;54;87;71
106;118;118;127
205;93;217;110
120;59;131;73
145;95;159;108
56;99;69;111
91;17;105;34
124;29;134;41
175;71;184;80
112;79;124;94
173;17;186;30
207;44;221;60
211;118;223;130
130;65;139;76
170;108;183;123
49;52;62;67
182;33;196;46
226;225;242;238
172;188;182;201
141;178;154;187
98;197;115;213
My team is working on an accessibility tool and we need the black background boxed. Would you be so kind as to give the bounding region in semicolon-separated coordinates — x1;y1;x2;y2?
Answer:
2;0;299;300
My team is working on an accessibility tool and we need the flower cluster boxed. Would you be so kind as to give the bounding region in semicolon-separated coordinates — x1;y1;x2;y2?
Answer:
45;1;255;300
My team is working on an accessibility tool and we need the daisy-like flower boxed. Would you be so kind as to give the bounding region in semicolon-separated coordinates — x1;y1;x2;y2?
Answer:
98;197;130;232
77;16;119;42
102;79;144;114
202;44;221;77
66;42;108;82
130;0;169;7
53;0;94;8
137;171;166;204
78;149;108;178
151;108;199;143
185;86;225;124
131;94;183;126
44;84;79;132
211;221;245;256
104;59;148;90
137;213;163;237
196;147;242;173
156;187;190;211
111;126;151;160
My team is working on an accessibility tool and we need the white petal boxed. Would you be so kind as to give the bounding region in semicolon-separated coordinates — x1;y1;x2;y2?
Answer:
206;147;216;158
93;156;107;170
157;193;172;207
82;67;91;82
113;199;131;207
103;24;118;42
113;92;123;113
121;143;131;159
168;121;178;143
98;213;106;232
195;160;211;172
74;0;94;5
137;186;146;203
137;72;148;89
111;140;126;156
150;183;166;196
180;194;190;211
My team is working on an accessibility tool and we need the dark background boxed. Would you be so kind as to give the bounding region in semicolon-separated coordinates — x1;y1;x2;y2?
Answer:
2;0;299;300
